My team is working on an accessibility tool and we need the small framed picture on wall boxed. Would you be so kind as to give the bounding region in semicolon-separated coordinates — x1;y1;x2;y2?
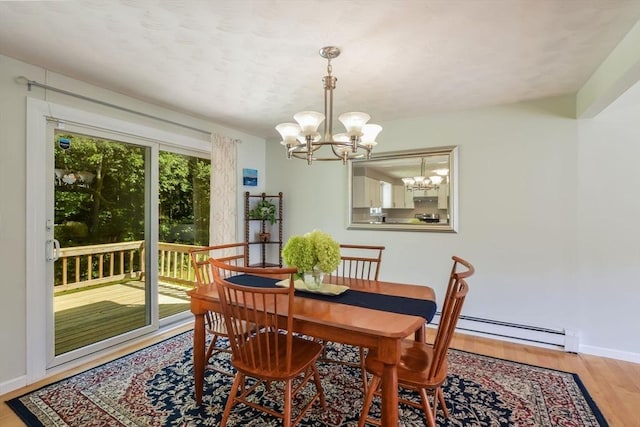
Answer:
243;168;258;186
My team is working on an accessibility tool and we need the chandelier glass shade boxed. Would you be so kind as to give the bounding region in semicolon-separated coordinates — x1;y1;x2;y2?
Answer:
276;46;382;165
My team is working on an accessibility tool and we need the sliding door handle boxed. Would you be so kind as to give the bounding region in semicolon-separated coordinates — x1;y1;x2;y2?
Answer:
47;239;60;262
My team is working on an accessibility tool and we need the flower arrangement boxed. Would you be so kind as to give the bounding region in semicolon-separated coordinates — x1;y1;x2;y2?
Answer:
282;230;341;275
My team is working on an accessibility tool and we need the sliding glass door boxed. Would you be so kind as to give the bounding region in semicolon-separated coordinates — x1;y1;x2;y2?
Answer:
157;149;210;320
45;122;211;367
49;124;153;364
27;99;213;379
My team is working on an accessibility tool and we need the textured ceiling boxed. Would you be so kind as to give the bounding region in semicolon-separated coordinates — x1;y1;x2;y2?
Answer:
1;0;640;139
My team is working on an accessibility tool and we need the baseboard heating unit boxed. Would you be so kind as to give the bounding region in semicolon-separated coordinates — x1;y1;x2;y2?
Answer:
430;313;580;353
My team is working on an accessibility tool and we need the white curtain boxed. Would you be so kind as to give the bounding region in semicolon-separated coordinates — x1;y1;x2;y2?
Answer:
210;133;240;245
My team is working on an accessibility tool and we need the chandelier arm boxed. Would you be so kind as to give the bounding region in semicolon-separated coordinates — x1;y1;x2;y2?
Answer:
356;143;373;159
290;152;350;162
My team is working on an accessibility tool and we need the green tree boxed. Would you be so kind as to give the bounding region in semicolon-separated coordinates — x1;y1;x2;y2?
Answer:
54;133;210;247
55;134;146;244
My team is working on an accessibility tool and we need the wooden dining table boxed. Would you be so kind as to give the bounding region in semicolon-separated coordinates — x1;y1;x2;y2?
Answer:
188;276;436;426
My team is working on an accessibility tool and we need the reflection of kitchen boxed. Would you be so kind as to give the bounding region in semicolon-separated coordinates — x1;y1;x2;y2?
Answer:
352;165;450;225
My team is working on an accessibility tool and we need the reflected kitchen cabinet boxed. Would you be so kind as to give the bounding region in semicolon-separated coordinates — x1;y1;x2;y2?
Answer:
392;184;415;208
404;187;415;209
392;184;404;208
353;176;382;208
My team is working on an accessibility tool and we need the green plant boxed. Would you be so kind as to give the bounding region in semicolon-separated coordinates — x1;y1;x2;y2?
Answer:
282;230;340;274
248;199;277;225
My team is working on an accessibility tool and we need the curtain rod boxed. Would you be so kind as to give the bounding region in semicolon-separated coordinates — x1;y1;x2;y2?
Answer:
16;76;212;136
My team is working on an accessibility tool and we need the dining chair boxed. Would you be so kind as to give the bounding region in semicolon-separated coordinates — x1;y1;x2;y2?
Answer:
324;244;385;389
358;255;474;427
189;243;248;375
327;244;385;285
209;259;326;427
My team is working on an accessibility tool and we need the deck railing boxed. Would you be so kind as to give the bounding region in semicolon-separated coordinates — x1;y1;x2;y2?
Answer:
56;241;205;292
158;242;205;286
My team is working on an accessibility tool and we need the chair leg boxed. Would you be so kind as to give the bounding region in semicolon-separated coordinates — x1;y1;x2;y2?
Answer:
418;388;437;427
312;365;327;409
358;376;381;427
205;334;218;361
437;387;449;418
283;378;292;427
221;373;243;427
359;346;368;393
431;387;439;418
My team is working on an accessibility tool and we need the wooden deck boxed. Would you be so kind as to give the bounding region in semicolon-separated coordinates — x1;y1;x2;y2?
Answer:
54;280;192;355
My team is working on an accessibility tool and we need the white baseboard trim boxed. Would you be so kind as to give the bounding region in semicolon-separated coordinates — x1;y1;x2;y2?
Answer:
432;313;567;351
0;375;27;396
433;314;640;364
452;327;566;351
579;345;640;364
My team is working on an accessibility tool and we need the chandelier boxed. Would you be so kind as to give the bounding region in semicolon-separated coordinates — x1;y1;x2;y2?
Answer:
275;46;382;165
402;159;448;191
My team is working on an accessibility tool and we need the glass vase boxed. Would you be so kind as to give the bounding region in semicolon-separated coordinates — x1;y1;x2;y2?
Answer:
303;267;324;289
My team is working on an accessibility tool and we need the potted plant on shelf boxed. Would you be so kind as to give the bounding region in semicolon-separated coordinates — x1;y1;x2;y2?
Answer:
282;230;341;288
248;199;278;225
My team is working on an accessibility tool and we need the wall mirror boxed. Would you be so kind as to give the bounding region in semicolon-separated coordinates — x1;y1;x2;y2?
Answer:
348;146;458;232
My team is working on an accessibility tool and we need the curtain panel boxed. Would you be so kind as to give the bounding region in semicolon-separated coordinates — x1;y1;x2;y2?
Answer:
210;133;240;246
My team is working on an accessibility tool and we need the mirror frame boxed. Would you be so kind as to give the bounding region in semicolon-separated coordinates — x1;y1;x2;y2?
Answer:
347;146;459;232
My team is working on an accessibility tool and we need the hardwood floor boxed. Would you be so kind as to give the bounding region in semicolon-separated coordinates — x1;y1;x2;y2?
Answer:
447;333;640;427
1;329;638;426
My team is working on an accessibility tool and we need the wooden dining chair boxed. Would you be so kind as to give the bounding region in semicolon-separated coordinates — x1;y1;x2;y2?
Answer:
323;244;385;389
327;244;385;285
188;243;248;375
209;259;326;427
358;256;474;427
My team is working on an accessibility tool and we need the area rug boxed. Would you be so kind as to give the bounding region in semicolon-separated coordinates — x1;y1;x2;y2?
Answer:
7;331;608;426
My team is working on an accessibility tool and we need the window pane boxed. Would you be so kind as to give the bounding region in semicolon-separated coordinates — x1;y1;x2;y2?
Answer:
158;151;210;319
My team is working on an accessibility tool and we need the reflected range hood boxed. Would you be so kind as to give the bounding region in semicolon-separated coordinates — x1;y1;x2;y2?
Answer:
412;189;438;201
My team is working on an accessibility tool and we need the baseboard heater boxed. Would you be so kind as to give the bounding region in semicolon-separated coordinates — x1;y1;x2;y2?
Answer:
429;313;579;352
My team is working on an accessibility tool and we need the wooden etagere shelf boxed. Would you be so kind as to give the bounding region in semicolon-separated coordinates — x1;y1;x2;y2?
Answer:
244;192;283;267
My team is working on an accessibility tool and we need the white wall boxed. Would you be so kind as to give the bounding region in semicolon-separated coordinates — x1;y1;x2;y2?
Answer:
0;54;266;388
266;95;640;361
576;103;640;359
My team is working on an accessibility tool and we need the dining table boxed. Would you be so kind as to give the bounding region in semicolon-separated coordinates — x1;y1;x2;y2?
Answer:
188;274;436;426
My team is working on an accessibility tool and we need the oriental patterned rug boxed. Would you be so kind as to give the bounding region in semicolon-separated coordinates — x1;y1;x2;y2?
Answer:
7;331;608;426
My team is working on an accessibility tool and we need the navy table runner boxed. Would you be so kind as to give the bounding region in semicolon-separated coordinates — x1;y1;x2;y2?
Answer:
227;274;436;323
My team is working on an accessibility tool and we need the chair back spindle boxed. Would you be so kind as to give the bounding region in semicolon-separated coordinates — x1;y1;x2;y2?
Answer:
329;244;385;284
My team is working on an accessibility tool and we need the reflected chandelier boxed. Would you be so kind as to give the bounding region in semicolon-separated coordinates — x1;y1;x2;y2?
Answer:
402;159;448;191
276;46;382;165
